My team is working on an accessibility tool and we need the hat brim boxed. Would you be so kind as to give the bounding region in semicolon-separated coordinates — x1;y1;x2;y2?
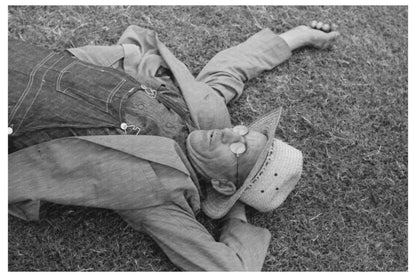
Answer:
201;107;282;219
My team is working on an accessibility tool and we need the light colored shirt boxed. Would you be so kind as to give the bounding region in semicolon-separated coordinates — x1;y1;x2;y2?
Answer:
9;25;292;271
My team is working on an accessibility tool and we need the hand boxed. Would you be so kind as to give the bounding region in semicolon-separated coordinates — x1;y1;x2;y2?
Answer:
224;201;247;222
279;20;340;51
307;20;340;49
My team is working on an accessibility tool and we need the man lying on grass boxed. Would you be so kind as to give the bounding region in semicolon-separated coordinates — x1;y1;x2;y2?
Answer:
8;21;339;271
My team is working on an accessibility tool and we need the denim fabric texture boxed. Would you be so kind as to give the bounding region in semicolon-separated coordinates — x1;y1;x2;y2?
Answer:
9;39;134;150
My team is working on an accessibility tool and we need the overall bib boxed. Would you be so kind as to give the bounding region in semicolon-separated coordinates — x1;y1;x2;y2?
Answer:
8;39;195;153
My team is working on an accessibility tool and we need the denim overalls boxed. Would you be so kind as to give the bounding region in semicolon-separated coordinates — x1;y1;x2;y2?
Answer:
8;39;196;153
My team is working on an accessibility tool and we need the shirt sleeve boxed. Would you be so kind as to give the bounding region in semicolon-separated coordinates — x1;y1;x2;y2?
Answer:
68;25;166;80
117;204;271;271
196;28;292;104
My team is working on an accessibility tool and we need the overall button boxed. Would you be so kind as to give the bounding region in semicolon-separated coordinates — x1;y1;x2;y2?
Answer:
138;104;144;110
120;123;141;135
166;122;174;128
8;127;13;135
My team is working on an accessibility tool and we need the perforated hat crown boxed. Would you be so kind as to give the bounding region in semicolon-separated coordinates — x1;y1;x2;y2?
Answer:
201;108;303;219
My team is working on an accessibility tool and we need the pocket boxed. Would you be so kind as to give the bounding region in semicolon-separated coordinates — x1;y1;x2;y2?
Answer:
56;60;127;115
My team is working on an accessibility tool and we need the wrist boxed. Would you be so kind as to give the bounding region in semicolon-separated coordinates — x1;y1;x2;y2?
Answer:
279;26;310;51
224;201;247;222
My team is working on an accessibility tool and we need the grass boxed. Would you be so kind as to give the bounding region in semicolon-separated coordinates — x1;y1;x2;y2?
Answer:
8;6;408;271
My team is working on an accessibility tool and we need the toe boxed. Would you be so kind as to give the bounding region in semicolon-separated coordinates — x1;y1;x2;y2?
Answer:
310;20;317;28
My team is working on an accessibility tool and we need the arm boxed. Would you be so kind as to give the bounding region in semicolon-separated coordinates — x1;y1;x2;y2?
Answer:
195;28;292;104
117;204;270;271
68;25;164;77
196;23;340;104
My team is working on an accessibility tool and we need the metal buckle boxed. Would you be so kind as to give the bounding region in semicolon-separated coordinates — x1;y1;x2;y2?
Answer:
141;84;157;98
120;123;141;135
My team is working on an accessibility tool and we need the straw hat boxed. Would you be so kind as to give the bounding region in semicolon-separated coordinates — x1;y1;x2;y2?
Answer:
201;108;303;219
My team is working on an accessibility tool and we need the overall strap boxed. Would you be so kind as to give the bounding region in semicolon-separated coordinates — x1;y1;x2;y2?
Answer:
134;72;198;132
